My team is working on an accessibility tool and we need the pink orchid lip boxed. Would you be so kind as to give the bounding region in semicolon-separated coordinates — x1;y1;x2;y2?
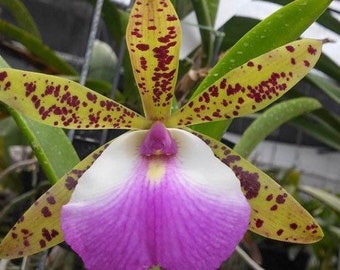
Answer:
140;121;177;156
61;128;250;270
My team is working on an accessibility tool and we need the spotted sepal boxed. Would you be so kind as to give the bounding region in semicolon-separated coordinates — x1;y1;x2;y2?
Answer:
0;142;110;259
126;0;181;121
189;129;324;243
166;39;322;127
0;69;149;129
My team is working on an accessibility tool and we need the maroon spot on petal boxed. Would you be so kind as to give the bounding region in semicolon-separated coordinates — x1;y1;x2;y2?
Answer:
247;61;254;67
42;228;52;241
286;45;295;52
86;92;97;103
202;92;210;103
270;205;278;211
255;219;264;228
39;239;46;248
4;81;11;90
220;79;227;89
232;166;260;200
11;232;18;239
266;194;273;201
304;60;310;67
291;58;296;65
41;228;59;242
148;26;156;30
136;43;150;51
220;151;240;166
23;239;30;247
166;15;177;21
257;64;262;71
208;85;219;97
276;194;287;204
0;71;8;81
18;216;25;223
65;176;78;190
41;206;52;217
24;82;36;97
306;223;318;231
21;229;29;235
308;45;317;55
226;83;243;96
290;223;298;230
277;229;284;236
51;229;59;238
46;196;56;205
140;57;148;71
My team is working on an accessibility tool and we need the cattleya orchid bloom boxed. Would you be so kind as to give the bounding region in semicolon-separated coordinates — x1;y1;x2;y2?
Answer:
0;0;324;269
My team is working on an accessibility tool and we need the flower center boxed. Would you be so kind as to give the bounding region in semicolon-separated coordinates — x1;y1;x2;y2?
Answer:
140;121;177;156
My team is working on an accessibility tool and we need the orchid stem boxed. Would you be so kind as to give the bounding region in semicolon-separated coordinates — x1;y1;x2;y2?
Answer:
236;246;265;270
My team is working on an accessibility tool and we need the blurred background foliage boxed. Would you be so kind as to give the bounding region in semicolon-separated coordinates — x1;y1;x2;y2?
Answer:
0;0;339;269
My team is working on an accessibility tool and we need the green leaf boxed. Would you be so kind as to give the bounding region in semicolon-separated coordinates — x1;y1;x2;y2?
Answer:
0;57;79;183
0;20;77;75
195;0;332;95
315;8;340;35
290;110;340;151
307;73;340;104
191;0;332;139
171;0;193;18
0;0;41;39
190;0;215;65
315;54;340;85
310;108;340;133
234;98;322;158
299;185;340;215
206;0;219;25
8;109;80;183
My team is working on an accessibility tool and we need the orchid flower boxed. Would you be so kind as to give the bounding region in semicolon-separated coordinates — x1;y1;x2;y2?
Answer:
0;0;324;269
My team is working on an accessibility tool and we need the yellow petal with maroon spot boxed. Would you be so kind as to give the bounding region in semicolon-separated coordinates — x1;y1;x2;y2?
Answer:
188;129;323;243
166;39;322;127
0;69;149;129
126;0;181;121
0;142;110;259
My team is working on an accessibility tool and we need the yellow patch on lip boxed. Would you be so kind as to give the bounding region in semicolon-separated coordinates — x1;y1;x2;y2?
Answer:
147;158;166;184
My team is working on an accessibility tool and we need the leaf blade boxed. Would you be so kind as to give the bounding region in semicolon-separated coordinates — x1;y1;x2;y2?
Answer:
234;97;321;158
0;0;41;39
299;185;340;215
0;20;76;75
